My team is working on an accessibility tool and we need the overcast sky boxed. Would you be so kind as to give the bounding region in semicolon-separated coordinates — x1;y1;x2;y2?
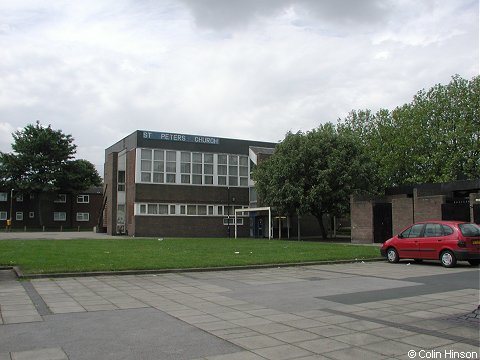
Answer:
0;0;478;175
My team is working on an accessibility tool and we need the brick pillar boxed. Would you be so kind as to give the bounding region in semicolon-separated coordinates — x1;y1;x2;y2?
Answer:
350;196;373;244
392;197;413;235
414;195;446;222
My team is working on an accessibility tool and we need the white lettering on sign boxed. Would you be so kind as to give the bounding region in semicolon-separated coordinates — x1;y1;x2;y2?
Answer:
142;131;220;145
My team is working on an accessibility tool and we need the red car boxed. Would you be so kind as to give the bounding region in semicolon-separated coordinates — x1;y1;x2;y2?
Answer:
380;221;480;267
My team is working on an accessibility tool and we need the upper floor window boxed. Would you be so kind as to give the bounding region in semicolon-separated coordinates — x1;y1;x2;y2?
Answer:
118;171;126;191
16;194;23;202
54;194;67;203
0;193;7;202
77;195;90;203
137;148;250;187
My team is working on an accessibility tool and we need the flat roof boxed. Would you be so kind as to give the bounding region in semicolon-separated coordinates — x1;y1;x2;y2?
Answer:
106;130;277;156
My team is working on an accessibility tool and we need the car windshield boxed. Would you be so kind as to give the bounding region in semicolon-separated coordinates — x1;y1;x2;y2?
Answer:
459;223;480;237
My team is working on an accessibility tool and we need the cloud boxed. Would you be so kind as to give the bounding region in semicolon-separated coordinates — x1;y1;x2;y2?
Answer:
179;0;392;30
0;0;477;173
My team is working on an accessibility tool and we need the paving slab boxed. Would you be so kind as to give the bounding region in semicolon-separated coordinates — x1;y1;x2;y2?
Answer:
0;262;478;359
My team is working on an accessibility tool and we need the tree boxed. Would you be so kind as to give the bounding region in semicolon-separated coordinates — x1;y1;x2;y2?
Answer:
340;75;480;188
0;121;102;225
253;123;378;239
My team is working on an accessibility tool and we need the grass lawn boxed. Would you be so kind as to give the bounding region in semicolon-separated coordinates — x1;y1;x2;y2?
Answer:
0;238;380;274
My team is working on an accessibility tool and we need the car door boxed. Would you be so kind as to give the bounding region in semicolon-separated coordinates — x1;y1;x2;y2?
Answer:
417;223;443;259
397;224;424;259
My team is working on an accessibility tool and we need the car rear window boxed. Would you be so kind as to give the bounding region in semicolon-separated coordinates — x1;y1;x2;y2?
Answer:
459;223;480;237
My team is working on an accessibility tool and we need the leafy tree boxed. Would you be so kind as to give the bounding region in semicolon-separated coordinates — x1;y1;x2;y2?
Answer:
0;121;102;224
340;75;480;188
253;123;378;239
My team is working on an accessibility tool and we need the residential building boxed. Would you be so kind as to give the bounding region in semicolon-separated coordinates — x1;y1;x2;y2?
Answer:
0;187;103;230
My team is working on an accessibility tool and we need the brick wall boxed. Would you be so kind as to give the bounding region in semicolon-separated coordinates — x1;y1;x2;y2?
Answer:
392;197;413;235
414;195;445;222
350;197;373;243
135;216;250;238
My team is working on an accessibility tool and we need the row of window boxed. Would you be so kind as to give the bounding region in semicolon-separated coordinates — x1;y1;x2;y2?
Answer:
0;193;90;203
137;149;250;187
0;211;90;222
135;203;248;217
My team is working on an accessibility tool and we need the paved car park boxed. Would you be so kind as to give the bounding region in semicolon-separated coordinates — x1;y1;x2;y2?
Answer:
0;261;478;360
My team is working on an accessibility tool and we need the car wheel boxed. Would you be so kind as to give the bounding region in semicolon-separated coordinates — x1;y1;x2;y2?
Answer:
413;259;423;263
468;260;480;266
440;250;457;268
387;248;399;263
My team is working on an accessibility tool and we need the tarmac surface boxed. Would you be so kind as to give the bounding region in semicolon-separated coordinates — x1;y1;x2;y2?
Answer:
0;259;479;360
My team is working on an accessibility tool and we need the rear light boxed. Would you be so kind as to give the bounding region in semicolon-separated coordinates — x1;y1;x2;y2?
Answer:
457;240;466;248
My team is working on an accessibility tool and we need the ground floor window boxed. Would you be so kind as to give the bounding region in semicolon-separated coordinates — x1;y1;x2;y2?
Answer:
16;212;23;221
76;212;90;221
135;203;248;217
0;211;7;220
54;212;66;221
223;218;243;225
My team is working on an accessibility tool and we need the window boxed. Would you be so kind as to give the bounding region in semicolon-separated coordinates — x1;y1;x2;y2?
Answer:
187;205;196;215
180;152;191;184
198;205;207;215
16;212;23;221
140;149;152;182
218;154;227;186
204;154;214;185
54;194;66;203
459;223;480;237
223;218;243;225
136;202;249;218
442;224;454;235
400;224;424;238
166;151;176;183
148;204;158;214
192;152;202;185
424;223;443;237
0;211;7;220
16;194;23;202
54;212;66;221
77;195;90;203
0;193;7;202
152;150;165;183
29;212;35;219
158;204;168;214
118;171;126;191
76;212;89;221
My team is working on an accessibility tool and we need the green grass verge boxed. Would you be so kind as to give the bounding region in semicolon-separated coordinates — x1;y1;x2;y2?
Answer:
0;238;380;274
